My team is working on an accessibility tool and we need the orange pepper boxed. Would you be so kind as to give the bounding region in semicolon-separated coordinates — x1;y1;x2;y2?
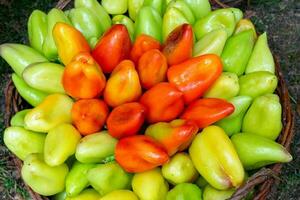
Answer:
167;54;223;104
71;99;109;135
53;22;90;65
62;52;106;99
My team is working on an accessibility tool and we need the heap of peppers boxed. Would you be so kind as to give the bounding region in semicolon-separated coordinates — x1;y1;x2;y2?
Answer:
0;0;292;199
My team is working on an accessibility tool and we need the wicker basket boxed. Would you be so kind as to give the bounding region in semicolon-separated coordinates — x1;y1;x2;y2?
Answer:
3;0;295;200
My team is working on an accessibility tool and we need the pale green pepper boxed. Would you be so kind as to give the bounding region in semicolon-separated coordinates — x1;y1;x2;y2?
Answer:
183;0;211;20
112;15;135;41
66;189;102;200
221;30;255;76
229;8;243;22
10;109;31;127
234;19;257;39
166;0;195;24
143;0;166;16
242;94;282;140
27;10;48;53
54;191;67;200
128;0;144;21
203;185;235;200
102;0;128;14
166;183;202;200
100;190;138;200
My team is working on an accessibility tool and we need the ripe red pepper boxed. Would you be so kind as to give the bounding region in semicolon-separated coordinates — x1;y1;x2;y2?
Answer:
167;54;223;104
92;24;131;73
163;24;193;65
62;52;106;99
181;98;235;129
115;135;169;173
71;99;109;135
140;82;185;123
106;102;146;139
137;49;168;89
130;34;161;64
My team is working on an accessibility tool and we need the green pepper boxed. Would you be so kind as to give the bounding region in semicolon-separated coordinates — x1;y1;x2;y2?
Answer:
203;185;235;200
10;109;31;127
4;127;46;161
87;161;133;196
183;0;211;20
143;0;166;16
75;0;111;32
215;96;252;136
42;8;71;61
68;8;104;47
135;6;162;43
221;30;255;76
0;43;48;77
193;8;236;40
132;168;169;200
234;19;257;39
66;161;96;197
66;189;102;200
204;72;239;99
100;190;139;200
27;10;48;53
112;15;135;41
231;133;292;170
193;28;227;56
242;94;282;140
166;183;202;200
128;0;144;21
195;176;208;188
229;8;243;22
12;73;48;107
22;62;65;94
102;0;128;15
238;71;278;98
166;0;195;24
54;191;67;200
162;152;198;185
245;32;275;74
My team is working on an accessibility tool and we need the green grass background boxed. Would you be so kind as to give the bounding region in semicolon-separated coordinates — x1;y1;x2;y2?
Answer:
0;0;299;199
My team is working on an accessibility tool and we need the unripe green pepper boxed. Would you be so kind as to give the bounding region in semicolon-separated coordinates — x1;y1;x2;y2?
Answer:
195;176;208;188
229;8;243;22
162;153;198;185
66;189;102;200
221;30;255;76
234;19;257;39
203;185;235;200
100;190;139;200
204;72;239;99
167;0;195;24
68;8;104;47
215;96;252;136
242;94;282;140
143;0;166;16
22;62;65;94
54;191;67;200
4;127;46;161
75;0;111;32
238;71;278;98
10;109;31;127
135;6;162;43
66;161;96;197
42;8;71;61
75;131;117;163
231;133;292;170
183;0;211;20
12;73;48;107
88;161;133;196
112;15;135;41
102;0;128;15
28;10;48;53
193;8;236;40
166;183;202;200
245;32;275;74
132;168;169;200
0;43;48;77
193;28;227;56
21;153;69;196
128;0;144;21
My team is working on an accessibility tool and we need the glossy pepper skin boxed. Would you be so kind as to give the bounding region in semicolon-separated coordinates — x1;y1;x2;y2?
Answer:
92;24;131;73
101;190;139;200
167;54;223;104
138;49;168;89
143;0;166;16
102;0;128;15
62;52;106;99
140;82;184;123
71;99;109;135
166;183;202;200
181;98;234;129
234;19;257;39
65;189;101;200
203;185;235;200
183;0;211;20
10;109;31;127
104;60;142;107
112;15;135;41
130;34;161;64
167;0;195;25
189;126;245;190
163;24;193;65
145;119;198;156
128;0;145;21
115;135;169;173
107;102;146;139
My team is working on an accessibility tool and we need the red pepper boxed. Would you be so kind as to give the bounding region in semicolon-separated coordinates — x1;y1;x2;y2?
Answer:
167;54;223;104
140;82;184;123
181;98;235;129
115;135;169;173
130;34;161;64
137;49;168;89
106;102;146;139
162;24;193;65
92;24;131;73
71;99;109;135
